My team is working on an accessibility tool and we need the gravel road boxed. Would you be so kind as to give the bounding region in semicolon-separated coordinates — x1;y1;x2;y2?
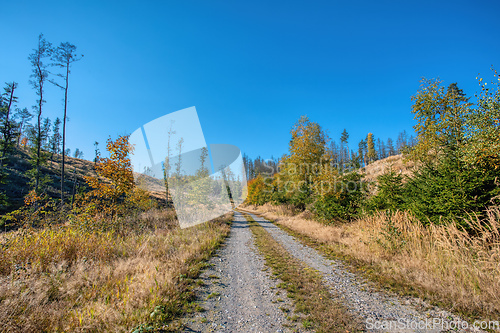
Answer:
180;210;485;332
246;212;484;333
182;211;303;333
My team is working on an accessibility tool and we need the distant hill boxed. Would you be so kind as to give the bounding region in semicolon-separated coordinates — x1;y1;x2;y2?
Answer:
0;147;166;214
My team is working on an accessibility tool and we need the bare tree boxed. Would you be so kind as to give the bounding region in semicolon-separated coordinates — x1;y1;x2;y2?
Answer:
50;42;82;204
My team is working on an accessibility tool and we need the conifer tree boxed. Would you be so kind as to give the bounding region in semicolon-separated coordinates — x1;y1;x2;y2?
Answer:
50;41;82;205
358;139;367;167
366;133;377;164
0;82;19;165
15;107;32;147
376;138;386;159
340;129;349;171
41;118;51;150
48;117;61;160
396;130;408;154
28;34;52;193
93;141;99;165
386;137;396;156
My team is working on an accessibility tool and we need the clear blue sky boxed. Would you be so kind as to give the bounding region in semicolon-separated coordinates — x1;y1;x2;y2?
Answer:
1;0;499;161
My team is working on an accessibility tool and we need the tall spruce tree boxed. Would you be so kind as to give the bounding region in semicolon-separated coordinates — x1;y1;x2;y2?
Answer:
15;108;32;147
49;117;62;160
386;137;396;156
0;82;19;165
50;41;82;205
28;34;52;193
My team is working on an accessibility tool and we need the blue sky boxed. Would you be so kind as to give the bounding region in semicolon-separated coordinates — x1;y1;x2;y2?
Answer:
1;0;499;161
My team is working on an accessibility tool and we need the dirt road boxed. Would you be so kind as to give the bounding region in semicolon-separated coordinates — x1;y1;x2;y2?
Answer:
182;211;302;333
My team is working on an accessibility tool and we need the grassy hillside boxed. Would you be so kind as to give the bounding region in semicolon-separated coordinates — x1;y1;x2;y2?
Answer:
0;147;167;215
0;147;97;213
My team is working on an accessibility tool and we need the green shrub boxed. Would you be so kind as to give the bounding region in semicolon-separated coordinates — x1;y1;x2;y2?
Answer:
405;156;500;226
365;170;405;213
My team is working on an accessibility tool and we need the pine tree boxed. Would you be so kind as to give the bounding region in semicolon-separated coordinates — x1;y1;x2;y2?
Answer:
28;34;52;193
50;41;82;205
49;117;62;160
358;139;367;167
41;118;51;150
0;82;19;165
396;130;408;154
376;138;386;160
340;129;349;171
386;137;396;156
93;141;100;165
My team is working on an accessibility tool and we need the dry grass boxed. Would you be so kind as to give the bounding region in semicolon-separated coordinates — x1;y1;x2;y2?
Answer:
362;154;416;183
0;209;232;332
242;203;500;321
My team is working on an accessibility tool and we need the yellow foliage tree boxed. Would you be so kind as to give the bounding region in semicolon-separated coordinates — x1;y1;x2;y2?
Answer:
280;116;328;207
80;135;151;219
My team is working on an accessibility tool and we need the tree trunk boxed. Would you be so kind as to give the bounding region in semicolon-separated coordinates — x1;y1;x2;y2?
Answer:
61;60;69;206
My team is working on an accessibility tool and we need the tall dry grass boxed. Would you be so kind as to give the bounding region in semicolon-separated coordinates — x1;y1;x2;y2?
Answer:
243;203;500;320
0;209;232;332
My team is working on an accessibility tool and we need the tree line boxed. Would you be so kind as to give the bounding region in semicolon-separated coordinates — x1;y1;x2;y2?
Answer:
243;130;415;180
246;69;500;227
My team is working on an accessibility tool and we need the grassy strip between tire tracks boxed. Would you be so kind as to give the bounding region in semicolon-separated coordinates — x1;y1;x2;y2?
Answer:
240;211;363;333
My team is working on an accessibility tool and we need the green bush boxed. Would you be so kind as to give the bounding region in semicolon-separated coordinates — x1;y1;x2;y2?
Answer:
312;172;366;222
405;156;500;226
365;170;405;213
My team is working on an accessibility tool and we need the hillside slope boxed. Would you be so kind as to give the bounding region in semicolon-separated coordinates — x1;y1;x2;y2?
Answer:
0;148;97;213
362;154;416;183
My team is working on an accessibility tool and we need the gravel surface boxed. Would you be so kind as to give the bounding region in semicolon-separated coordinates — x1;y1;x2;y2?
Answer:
182;211;304;333
247;212;484;333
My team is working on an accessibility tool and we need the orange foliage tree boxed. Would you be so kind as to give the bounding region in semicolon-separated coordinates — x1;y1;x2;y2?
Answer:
79;135;151;220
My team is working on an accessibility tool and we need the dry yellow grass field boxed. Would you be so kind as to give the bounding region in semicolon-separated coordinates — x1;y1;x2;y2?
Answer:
0;210;232;332
242;203;500;321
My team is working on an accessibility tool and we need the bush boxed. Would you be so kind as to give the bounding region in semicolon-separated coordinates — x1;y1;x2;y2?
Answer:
405;156;500;226
365;170;405;213
312;172;366;222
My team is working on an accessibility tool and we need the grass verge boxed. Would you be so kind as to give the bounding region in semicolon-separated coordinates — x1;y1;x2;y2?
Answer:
242;204;500;323
0;209;232;332
241;211;362;333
